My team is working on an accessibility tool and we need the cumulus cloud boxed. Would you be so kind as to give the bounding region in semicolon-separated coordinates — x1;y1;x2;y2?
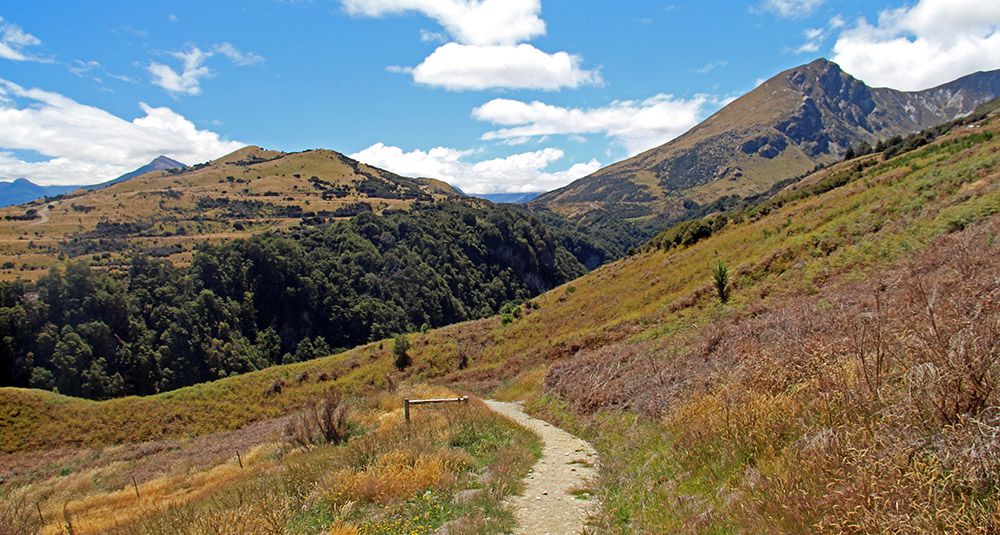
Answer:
341;0;545;46
0;17;44;62
342;0;598;91
832;0;1000;90
759;0;824;19
148;43;263;96
0;78;244;185
350;143;600;193
412;43;600;91
473;94;711;156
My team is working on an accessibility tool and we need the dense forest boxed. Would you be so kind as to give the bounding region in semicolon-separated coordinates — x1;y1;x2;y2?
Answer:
0;200;617;399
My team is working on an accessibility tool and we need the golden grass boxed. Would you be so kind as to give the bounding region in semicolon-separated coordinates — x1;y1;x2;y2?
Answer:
5;385;538;535
0;146;456;281
325;448;469;504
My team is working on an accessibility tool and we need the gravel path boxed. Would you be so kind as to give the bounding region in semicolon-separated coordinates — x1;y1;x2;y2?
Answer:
485;400;599;535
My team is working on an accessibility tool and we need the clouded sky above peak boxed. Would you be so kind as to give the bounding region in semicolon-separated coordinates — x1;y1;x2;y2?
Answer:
1;0;998;191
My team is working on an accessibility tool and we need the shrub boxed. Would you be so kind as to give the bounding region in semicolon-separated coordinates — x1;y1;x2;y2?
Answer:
393;334;411;370
499;301;522;325
713;262;730;304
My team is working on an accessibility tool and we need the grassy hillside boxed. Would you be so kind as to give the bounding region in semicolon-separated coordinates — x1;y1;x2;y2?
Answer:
533;60;1000;239
0;146;462;281
2;385;540;534
3;111;999;532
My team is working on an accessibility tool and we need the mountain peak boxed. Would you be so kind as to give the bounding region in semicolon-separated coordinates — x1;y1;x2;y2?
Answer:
534;62;1000;236
150;155;186;168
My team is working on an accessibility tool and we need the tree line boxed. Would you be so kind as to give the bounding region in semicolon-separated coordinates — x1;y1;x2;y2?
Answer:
0;200;616;399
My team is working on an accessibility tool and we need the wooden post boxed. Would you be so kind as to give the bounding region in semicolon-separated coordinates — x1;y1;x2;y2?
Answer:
236;450;243;469
404;396;468;423
36;502;43;524
132;476;140;499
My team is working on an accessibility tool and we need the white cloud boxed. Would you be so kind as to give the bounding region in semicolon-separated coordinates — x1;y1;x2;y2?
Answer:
212;42;264;66
832;0;1000;90
419;29;447;43
0;78;244;185
793;15;846;54
694;60;729;74
759;0;824;19
0;17;43;62
342;0;545;46
350;143;600;193
796;27;825;53
342;0;597;91
148;43;263;96
473;94;711;156
411;43;600;91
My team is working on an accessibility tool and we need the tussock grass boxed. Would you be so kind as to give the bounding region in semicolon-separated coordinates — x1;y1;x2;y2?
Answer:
5;386;538;534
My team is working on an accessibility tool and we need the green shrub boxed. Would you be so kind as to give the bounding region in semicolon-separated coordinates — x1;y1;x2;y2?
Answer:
393;334;411;370
499;302;522;325
713;262;730;304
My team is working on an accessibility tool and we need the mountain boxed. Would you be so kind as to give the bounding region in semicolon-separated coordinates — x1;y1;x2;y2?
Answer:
0;179;77;208
0;156;187;208
3;109;998;533
534;59;1000;233
84;155;187;191
0;146;618;281
471;192;544;204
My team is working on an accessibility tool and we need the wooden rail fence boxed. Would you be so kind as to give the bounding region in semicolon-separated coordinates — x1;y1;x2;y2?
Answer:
404;396;469;422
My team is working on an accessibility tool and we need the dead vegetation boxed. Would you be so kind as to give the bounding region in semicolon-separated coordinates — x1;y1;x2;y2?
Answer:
548;214;1000;533
282;388;351;450
2;386;537;535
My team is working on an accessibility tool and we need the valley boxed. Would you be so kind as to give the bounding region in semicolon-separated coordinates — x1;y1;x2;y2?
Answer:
2;96;998;533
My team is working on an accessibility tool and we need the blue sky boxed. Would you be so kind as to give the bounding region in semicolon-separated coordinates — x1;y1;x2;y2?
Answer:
1;0;998;192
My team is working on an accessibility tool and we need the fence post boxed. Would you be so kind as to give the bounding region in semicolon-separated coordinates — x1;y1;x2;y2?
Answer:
236;450;243;469
404;399;410;422
36;502;43;524
132;476;140;499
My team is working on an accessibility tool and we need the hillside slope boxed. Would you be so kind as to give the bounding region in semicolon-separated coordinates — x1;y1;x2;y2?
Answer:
83;155;187;191
0;157;188;209
534;59;1000;233
2;110;999;532
0;146;464;280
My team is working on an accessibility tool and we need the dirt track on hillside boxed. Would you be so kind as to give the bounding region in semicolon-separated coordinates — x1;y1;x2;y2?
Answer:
484;400;599;535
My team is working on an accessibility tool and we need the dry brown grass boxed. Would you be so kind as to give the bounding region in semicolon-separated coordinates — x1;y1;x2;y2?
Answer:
4;385;536;535
283;388;351;451
566;215;1000;533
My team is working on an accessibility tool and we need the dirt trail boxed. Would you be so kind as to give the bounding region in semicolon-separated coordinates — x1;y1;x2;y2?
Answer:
485;400;599;535
30;203;51;225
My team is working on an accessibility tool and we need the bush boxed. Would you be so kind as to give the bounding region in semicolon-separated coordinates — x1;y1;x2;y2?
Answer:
499;301;522;325
393;334;411;370
713;262;730;304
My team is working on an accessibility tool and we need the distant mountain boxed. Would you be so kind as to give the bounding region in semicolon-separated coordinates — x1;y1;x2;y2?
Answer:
0;145;474;275
533;59;1000;234
84;155;186;191
471;192;544;204
0;156;187;208
0;179;77;208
